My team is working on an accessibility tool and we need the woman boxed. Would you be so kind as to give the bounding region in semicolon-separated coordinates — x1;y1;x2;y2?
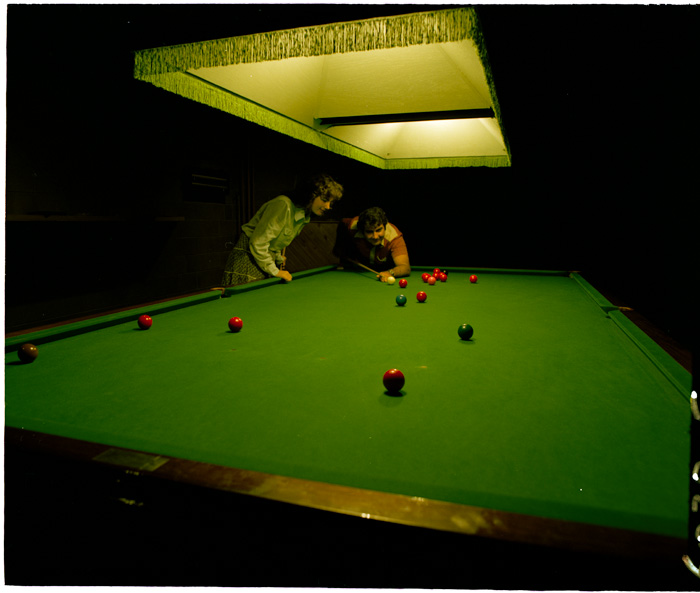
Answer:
222;173;343;285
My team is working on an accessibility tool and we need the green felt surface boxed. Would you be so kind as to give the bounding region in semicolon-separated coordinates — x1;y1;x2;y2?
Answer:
5;268;691;538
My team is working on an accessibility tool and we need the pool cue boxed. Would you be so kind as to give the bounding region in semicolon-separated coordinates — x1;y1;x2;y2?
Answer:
347;259;380;276
280;247;287;270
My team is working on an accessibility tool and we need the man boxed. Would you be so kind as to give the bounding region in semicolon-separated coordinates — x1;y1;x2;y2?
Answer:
335;207;410;282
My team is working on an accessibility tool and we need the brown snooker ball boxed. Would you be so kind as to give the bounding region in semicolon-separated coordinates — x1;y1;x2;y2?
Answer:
18;343;38;363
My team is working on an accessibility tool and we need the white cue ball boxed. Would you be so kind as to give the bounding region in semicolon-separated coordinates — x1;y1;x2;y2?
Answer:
387;276;396;285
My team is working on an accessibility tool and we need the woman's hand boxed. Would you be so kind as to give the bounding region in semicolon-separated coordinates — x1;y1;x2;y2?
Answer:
277;270;293;282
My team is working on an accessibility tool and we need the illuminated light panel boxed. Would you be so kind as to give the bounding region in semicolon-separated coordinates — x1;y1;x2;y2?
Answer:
135;8;511;169
325;118;507;160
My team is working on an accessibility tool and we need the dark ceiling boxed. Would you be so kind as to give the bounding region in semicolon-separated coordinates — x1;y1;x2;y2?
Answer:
9;3;698;172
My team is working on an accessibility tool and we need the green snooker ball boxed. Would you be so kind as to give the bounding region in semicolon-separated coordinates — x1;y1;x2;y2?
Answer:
396;294;407;306
458;324;474;340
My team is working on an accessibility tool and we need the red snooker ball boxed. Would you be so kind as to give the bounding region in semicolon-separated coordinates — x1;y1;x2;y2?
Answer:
470;274;478;283
439;273;447;282
428;276;436;285
138;314;153;330
228;317;244;332
399;278;408;288
383;368;405;392
416;291;427;302
421;273;430;283
433;268;441;277
18;343;38;363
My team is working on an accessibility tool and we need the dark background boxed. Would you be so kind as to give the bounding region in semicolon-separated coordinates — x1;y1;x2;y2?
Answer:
6;3;698;350
4;5;699;587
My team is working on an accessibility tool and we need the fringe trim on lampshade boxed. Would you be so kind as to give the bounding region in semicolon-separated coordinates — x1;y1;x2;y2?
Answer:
134;8;511;169
135;9;483;74
384;155;511;170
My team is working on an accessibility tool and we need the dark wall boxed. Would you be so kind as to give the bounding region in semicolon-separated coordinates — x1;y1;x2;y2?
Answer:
473;5;699;349
5;4;698;350
4;4;377;330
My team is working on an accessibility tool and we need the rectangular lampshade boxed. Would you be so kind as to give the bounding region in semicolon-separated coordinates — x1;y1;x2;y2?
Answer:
134;8;511;169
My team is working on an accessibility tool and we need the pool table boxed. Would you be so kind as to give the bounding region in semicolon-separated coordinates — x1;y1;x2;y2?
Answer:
4;266;693;580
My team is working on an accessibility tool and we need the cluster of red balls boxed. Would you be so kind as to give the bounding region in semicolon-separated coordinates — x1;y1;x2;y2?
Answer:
420;269;478;285
421;267;448;285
